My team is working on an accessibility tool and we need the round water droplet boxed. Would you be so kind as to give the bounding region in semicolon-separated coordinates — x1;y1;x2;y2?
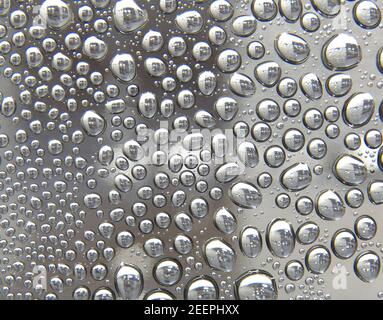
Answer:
316;190;345;221
297;222;319;245
110;54;136;82
236;271;277;300
353;0;381;29
285;260;304;281
176;10;204;34
332;229;357;259
186;277;218;300
355;216;377;240
40;0;73;29
154;259;182;286
354;252;380;283
305;246;331;274
252;0;278;21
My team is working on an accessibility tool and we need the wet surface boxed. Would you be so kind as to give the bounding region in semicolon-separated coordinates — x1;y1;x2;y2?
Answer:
0;0;382;300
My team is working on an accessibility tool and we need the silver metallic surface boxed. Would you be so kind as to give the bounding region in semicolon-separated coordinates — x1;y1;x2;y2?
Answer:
0;0;383;300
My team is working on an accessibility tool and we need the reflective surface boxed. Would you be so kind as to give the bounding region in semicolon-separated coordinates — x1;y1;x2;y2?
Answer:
0;0;383;300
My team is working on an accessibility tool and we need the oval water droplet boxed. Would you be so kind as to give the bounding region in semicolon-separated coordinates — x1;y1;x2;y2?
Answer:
229;182;262;209
198;71;217;95
279;0;302;22
115;264;143;300
138;92;157;118
176;10;204;34
194;110;216;128
311;0;340;17
334;154;367;186
275;32;310;64
326;73;353;97
255;61;281;87
343;92;375;128
114;0;148;33
215;162;242;183
236;271;277;300
368;181;383;204
229;73;256;97
81;110;105;137
281;163;312;191
204;238;236;272
323;34;362;70
214;207;237;235
266;219;296;258
240;227;262;258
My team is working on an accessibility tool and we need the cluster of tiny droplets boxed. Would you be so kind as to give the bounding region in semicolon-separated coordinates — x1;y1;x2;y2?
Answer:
0;0;383;300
